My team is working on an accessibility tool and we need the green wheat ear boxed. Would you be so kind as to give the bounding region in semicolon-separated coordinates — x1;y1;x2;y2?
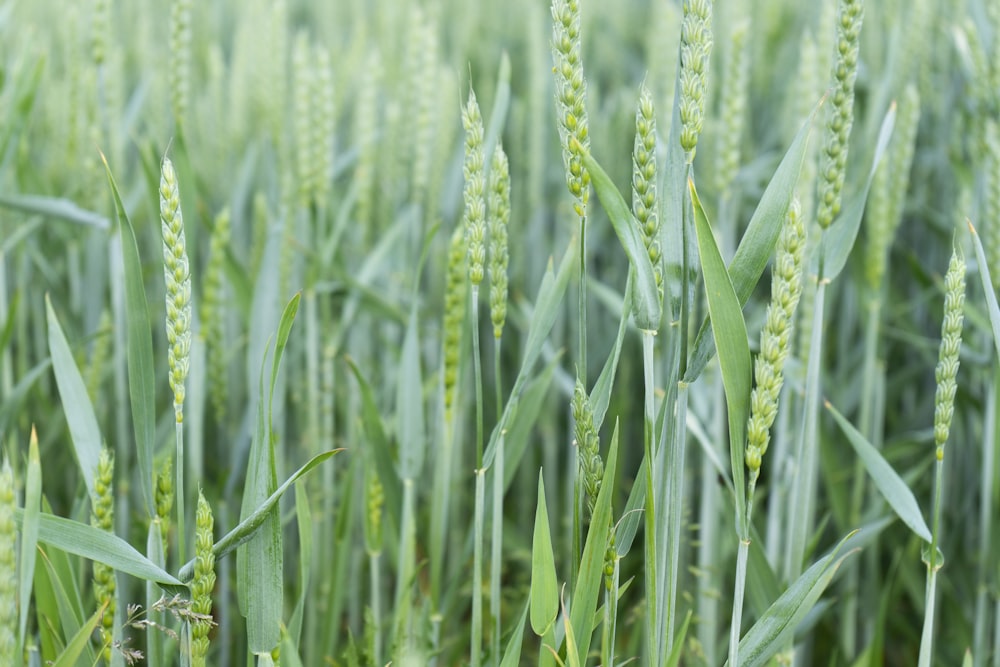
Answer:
461;87;487;288
191;490;217;667
155;456;174;553
572;378;604;517
442;225;468;431
488;142;510;340
678;0;714;162
632;81;661;302
91;448;116;664
817;0;864;230
933;247;966;459
551;0;592;217
0;457;14;665
745;199;805;480
159;156;192;423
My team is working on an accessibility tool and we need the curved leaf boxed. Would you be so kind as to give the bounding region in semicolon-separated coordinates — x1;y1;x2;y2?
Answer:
13;510;183;589
969;220;1000;360
826;400;932;541
728;536;858;667
0;193;109;229
577;148;661;330
817;102;896;281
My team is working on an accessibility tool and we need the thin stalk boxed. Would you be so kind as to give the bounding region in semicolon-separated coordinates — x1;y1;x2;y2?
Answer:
370;550;382;667
472;288;484;467
728;546;750;664
918;458;945;666
660;380;689;657
603;554;620;667
579;216;587;379
472;468;486;667
974;365;999;666
842;294;882;655
786;278;826;583
395;479;416;648
993;593;1000;667
698;369;724;665
641;332;659;666
175;420;185;565
491;435;504;667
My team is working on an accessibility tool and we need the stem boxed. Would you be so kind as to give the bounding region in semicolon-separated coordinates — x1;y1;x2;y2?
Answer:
370;550;382;667
491;436;504;667
472;468;486;667
843;295;882;655
602;555;619;667
919;457;946;666
579;214;587;381
786;278;826;583
974;365;999;665
661;380;689;656
698;369;724;665
472;288;484;468
729;478;756;667
395;479;416;647
175;417;185;565
641;333;658;666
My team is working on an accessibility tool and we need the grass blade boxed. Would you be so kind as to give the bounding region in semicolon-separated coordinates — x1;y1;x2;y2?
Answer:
728;536;858;667
0;193;109;229
500;598;530;667
13;509;183;589
689;179;751;525
969;220;1000;360
18;429;41;656
685;99;821;382
817;103;897;281
530;473;559;636
45;296;101;500
397;305;425;480
101;152;157;517
180;449;339;581
51;604;105;667
826;400;932;541
345;356;403;532
568;419;620;661
578;148;661;330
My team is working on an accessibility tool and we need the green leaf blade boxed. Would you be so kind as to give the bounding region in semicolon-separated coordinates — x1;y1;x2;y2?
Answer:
826;400;932;542
689;180;751;524
530;473;559;636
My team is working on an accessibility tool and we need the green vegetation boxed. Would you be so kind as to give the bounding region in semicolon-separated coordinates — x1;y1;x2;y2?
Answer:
1;0;999;664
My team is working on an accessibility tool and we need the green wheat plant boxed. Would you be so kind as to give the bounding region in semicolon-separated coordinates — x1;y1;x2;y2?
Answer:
2;0;1000;665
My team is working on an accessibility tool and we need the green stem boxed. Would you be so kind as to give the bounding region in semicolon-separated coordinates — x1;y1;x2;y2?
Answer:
729;478;756;667
491;436;504;667
975;365;1000;664
661;380;689;656
395;479;416;648
472;468;486;667
919;457;945;667
472;288;484;468
175;417;185;565
786;278;826;584
579;215;587;381
641;332;659;666
370;550;382;667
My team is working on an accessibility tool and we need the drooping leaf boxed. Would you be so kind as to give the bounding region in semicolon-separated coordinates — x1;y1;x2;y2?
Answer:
178;449;340;581
0;193;109;229
817;103;897;281
826;400;932;541
13;509;183;590
728;535;858;667
578;148;661;330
